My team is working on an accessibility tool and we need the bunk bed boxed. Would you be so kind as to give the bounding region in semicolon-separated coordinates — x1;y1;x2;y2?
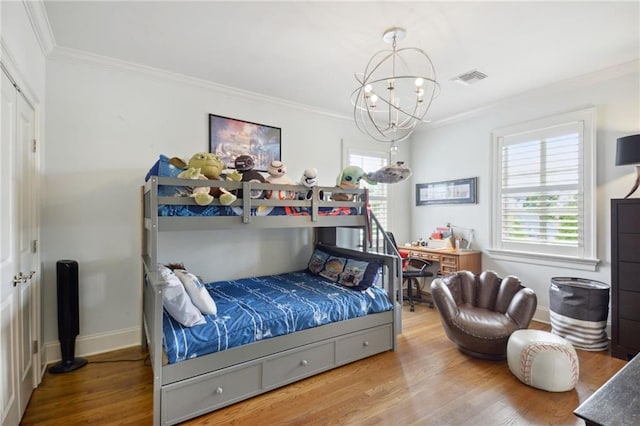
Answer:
142;176;401;425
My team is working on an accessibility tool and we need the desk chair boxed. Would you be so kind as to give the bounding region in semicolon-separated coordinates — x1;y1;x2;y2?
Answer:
386;232;440;312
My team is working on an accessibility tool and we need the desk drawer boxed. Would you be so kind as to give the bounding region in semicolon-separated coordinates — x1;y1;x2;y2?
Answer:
264;342;334;388
335;325;392;364
162;363;261;425
440;255;458;268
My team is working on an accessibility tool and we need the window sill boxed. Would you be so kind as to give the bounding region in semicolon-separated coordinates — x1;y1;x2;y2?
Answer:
486;249;600;271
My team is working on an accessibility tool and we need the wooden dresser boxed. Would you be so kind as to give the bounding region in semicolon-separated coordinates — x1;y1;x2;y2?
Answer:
611;198;640;360
400;246;482;275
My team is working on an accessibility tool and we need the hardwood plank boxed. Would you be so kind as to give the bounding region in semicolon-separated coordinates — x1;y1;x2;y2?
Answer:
21;306;627;425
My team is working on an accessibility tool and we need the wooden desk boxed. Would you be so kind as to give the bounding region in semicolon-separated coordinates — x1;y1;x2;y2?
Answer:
574;354;639;425
400;246;482;275
399;246;482;310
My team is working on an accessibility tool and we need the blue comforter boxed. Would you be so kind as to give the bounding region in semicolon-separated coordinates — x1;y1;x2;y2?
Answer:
162;271;393;364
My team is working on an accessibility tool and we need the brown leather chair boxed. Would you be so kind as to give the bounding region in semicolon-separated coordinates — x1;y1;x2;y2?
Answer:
430;270;537;360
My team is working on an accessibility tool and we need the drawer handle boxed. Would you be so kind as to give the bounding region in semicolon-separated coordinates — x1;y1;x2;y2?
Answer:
363;341;369;347
300;359;308;367
215;387;223;395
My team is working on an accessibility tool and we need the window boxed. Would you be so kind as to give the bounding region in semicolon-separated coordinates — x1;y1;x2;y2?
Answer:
347;147;389;247
489;108;599;271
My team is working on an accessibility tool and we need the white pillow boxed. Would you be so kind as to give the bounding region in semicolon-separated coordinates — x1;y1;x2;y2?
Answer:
174;269;217;315
157;265;205;327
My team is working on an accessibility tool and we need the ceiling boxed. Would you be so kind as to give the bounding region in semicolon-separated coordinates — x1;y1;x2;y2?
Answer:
43;1;639;123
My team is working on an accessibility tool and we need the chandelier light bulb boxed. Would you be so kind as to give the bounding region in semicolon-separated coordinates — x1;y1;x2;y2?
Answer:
351;27;439;144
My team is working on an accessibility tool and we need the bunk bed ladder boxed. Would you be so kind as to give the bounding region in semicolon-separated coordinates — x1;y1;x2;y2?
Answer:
368;212;404;332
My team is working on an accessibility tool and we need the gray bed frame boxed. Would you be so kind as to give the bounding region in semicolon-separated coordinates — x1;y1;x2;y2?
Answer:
141;176;401;425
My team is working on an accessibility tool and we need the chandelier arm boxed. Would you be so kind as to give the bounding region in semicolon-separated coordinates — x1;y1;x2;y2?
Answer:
351;28;438;144
361;50;396;84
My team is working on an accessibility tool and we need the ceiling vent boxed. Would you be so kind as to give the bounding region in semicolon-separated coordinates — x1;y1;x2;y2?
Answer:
451;70;488;86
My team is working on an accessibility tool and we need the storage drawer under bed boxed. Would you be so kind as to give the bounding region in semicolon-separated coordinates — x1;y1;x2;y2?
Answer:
162;363;262;425
336;324;393;364
264;341;335;389
160;324;393;425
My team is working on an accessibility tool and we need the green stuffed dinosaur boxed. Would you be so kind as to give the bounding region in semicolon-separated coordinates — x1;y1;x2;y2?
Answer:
177;167;214;206
330;165;376;201
173;152;242;206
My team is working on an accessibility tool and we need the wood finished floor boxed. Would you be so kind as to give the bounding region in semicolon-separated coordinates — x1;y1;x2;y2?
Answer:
21;304;627;425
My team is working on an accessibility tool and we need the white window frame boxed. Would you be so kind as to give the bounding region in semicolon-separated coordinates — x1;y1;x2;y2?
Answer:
488;108;600;271
341;143;391;249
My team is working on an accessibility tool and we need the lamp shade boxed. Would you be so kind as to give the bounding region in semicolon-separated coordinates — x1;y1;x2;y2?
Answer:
616;134;640;165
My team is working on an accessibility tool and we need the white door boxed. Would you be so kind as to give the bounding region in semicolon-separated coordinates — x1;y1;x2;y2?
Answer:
15;72;36;420
1;68;36;425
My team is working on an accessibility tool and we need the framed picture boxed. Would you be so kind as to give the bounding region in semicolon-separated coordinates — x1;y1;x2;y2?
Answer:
209;114;281;171
416;177;477;205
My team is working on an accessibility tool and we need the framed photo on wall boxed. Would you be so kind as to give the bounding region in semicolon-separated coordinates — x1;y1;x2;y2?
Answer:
209;114;281;171
416;177;477;205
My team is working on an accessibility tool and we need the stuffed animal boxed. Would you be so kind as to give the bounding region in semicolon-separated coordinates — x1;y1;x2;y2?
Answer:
173;152;242;205
366;161;412;184
330;165;376;201
297;167;324;200
265;160;295;200
177;167;214;206
234;155;266;199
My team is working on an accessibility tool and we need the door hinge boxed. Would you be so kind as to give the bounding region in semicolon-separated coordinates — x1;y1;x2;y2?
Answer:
31;240;37;253
33;340;38;354
32;139;37;153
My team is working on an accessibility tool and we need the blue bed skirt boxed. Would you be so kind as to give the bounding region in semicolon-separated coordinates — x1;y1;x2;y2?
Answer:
162;271;393;364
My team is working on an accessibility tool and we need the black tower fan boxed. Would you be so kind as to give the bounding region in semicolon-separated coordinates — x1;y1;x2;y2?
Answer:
48;260;87;374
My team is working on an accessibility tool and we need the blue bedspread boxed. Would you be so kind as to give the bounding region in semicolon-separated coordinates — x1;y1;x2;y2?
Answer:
158;204;357;217
162;271;393;364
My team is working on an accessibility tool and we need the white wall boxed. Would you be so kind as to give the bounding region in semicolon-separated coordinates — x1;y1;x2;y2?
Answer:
409;61;640;323
1;2;46;99
42;51;412;357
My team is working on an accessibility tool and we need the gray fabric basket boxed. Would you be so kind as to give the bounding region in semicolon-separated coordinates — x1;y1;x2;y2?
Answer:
549;277;610;351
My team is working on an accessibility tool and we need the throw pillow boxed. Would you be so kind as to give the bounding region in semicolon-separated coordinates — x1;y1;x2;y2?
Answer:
174;269;217;315
157;265;205;327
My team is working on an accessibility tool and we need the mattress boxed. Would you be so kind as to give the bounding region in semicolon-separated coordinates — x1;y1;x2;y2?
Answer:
157;204;358;217
162;270;393;364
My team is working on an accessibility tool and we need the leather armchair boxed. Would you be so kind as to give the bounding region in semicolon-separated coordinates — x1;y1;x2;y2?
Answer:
430;270;537;360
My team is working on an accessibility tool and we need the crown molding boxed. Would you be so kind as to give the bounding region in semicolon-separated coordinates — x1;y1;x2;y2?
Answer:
1;41;39;106
23;0;56;55
48;46;350;121
427;59;640;129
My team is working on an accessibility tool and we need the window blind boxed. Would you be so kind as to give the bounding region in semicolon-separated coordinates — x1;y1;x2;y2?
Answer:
348;150;388;230
500;122;583;250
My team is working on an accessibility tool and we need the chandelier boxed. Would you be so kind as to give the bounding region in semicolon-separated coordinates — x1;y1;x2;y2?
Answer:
352;27;438;149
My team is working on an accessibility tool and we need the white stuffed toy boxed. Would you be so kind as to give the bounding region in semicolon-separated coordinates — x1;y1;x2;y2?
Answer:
265;160;295;200
297;167;323;200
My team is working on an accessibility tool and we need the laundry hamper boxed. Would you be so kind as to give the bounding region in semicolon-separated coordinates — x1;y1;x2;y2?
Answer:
549;277;610;351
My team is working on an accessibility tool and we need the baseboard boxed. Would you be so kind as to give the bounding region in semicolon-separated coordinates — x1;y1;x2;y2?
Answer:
533;306;551;325
45;326;142;365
